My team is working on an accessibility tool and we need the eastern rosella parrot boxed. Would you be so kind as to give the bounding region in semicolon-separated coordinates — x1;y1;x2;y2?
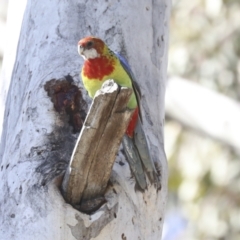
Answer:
78;36;160;190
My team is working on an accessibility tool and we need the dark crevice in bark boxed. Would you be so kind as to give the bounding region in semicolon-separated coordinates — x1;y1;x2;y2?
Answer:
44;75;87;133
35;76;87;187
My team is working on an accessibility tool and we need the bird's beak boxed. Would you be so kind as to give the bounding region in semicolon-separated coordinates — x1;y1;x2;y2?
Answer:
78;45;84;56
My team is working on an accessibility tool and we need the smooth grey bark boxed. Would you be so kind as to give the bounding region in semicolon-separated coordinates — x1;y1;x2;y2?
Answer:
0;0;171;239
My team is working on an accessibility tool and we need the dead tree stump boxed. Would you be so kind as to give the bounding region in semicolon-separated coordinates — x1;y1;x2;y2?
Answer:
62;80;133;212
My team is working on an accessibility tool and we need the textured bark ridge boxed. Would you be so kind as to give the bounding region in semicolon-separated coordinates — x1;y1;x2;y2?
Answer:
62;80;133;213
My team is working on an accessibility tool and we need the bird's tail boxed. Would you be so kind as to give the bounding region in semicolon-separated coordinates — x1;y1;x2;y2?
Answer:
122;118;161;191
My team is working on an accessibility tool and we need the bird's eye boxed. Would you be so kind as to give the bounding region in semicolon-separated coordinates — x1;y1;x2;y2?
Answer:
86;41;93;49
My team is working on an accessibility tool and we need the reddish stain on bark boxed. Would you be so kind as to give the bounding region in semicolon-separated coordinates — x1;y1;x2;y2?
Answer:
44;75;87;133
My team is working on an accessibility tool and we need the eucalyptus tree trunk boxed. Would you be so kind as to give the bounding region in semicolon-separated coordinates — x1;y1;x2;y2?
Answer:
0;0;171;239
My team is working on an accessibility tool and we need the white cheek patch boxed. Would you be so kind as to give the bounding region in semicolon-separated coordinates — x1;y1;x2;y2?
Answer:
83;48;100;59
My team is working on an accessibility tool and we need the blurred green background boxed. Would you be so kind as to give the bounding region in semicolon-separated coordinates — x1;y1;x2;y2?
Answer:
0;0;240;239
164;0;240;240
0;0;7;70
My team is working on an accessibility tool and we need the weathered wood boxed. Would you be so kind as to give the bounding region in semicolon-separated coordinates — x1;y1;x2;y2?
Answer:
62;80;133;206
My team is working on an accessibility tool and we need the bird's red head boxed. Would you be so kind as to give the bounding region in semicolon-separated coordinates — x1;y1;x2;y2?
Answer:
78;36;105;60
